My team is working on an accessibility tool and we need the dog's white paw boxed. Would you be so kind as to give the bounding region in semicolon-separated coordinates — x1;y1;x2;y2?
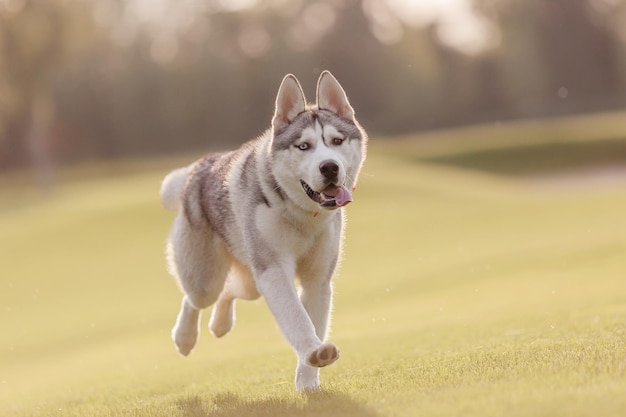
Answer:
296;366;320;392
172;324;198;356
209;312;233;338
305;343;339;368
209;300;234;338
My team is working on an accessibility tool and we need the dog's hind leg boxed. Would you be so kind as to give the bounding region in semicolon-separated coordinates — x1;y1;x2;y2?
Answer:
172;296;201;356
208;291;234;339
209;261;260;338
167;214;231;356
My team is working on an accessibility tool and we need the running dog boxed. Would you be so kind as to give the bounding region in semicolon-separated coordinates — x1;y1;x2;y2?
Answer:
160;71;368;390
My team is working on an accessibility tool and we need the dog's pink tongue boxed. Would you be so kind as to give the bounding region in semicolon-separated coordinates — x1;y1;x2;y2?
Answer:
334;186;353;207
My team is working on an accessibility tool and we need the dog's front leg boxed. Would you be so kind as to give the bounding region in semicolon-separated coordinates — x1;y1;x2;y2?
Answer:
295;277;336;390
256;264;338;391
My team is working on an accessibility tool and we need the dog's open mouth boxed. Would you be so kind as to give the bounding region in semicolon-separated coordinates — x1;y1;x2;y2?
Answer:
300;180;353;208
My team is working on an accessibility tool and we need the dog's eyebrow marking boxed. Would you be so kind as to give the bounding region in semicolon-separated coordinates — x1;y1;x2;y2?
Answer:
272;112;316;151
321;124;343;147
317;109;361;140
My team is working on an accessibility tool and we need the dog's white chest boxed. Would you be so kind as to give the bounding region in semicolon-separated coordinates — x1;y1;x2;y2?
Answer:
253;204;327;258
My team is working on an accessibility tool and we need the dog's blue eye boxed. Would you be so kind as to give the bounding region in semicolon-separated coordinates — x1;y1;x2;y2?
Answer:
332;137;344;146
297;143;310;151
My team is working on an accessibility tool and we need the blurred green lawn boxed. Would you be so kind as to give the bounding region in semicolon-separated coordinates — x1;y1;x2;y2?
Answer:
1;112;625;417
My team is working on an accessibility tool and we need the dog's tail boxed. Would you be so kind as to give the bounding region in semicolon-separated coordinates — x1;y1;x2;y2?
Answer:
160;167;189;211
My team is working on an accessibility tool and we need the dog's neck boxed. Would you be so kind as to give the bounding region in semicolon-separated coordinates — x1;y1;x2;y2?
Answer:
280;199;341;234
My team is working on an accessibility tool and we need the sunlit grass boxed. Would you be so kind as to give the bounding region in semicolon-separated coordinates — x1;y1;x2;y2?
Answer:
1;113;625;416
420;137;626;176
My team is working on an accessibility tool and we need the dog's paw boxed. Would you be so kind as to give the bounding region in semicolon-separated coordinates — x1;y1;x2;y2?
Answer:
172;325;198;356
209;314;233;338
306;343;339;368
296;367;320;392
209;302;234;338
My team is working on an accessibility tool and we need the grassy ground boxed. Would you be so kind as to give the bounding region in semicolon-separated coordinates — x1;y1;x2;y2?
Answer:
1;112;625;417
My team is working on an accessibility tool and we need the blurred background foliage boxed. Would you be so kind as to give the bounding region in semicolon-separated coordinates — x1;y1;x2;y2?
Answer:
1;0;625;178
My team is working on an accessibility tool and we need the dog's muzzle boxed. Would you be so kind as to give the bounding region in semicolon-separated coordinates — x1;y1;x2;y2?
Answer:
300;180;353;208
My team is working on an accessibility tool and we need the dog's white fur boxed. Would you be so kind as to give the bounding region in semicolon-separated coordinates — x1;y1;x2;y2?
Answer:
160;71;367;391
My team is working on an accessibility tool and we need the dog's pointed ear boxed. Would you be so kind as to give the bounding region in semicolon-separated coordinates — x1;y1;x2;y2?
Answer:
272;74;306;133
316;71;354;120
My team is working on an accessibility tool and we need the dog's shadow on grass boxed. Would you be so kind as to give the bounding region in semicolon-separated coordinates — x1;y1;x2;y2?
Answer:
176;389;380;417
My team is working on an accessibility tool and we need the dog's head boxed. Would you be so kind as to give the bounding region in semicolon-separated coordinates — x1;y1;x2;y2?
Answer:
270;71;368;212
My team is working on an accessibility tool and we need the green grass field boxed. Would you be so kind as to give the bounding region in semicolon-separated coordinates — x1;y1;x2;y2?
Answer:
1;112;625;417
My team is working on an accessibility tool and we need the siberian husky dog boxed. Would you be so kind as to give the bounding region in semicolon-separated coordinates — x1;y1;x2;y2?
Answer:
160;71;368;391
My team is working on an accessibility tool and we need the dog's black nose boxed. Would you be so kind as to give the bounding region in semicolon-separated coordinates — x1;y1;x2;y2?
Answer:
319;160;340;182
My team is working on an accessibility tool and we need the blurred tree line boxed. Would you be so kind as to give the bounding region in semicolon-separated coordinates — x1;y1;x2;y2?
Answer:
1;0;625;175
